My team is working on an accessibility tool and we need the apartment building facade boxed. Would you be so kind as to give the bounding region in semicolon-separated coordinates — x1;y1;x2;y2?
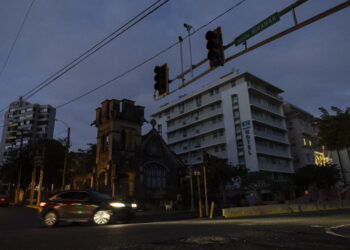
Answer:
283;103;321;169
152;72;293;175
0;97;56;164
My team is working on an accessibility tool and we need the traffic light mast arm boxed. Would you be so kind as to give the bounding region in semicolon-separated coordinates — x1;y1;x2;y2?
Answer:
170;0;348;89
156;0;349;101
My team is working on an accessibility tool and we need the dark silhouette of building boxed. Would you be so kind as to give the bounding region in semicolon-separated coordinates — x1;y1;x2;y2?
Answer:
92;99;182;207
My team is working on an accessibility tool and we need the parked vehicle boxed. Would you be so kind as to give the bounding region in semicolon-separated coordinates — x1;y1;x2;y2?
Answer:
39;190;137;227
0;193;9;207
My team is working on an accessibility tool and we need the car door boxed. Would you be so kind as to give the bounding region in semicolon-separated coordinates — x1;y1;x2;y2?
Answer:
53;192;77;219
72;191;95;220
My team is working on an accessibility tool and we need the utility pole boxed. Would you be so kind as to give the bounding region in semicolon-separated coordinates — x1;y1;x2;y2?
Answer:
188;142;194;211
62;127;70;191
178;36;185;86
29;154;38;205
184;23;194;76
36;147;45;206
15;129;24;204
202;152;209;217
194;170;202;217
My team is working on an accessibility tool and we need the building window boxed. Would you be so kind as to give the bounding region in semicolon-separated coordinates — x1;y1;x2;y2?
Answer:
231;81;236;87
195;95;202;106
212;117;217;124
144;164;167;189
233;110;240;119
235;125;242;133
101;134;109;152
238;156;245;165
211;104;215;111
214;146;219;152
179;103;184;113
215;87;219;94
213;132;217;138
232;95;238;104
217;103;221;109
219;130;224;136
120;130;126;151
157;124;162;135
221;145;226;151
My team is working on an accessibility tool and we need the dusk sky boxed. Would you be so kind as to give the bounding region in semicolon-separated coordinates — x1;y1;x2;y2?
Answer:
0;0;349;151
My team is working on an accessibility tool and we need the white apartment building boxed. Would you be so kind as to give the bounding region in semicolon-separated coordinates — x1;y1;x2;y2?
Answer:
152;72;293;175
0;97;56;164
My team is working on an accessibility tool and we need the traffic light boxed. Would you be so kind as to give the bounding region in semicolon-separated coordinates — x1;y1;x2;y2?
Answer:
154;63;169;97
205;27;225;69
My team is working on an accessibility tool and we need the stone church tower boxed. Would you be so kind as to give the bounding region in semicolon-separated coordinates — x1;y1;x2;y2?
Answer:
94;99;144;200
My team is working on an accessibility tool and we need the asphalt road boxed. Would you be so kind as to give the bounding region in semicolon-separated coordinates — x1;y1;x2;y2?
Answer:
0;206;350;249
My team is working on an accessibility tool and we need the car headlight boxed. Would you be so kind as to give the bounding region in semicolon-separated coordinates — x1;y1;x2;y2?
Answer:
110;202;126;208
131;203;137;208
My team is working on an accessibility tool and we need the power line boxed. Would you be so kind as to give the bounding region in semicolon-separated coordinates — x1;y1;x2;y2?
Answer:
22;0;166;100
0;0;36;79
56;0;248;109
0;0;166;115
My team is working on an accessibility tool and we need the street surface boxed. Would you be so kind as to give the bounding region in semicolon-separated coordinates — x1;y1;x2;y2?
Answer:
0;206;350;249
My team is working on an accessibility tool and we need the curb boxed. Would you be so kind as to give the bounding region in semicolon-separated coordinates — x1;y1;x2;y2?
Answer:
222;201;350;218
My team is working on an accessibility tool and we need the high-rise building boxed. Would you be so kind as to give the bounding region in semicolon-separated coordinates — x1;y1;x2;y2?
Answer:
152;72;293;175
0;97;56;164
283;103;321;169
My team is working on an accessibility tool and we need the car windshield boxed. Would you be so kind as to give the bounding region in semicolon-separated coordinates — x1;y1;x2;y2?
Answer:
90;191;113;200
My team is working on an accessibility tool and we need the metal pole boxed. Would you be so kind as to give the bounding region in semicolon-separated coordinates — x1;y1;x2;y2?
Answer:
203;159;209;217
37;147;45;206
15;129;24;204
30;163;37;205
62;127;70;191
184;24;193;76
188;143;194;211
179;36;185;86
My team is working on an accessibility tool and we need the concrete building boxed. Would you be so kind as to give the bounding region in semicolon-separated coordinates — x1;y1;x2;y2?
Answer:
0;97;56;164
152;72;293;176
283;103;321;170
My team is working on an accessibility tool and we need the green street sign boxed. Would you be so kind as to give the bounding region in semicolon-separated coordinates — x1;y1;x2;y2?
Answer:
234;12;280;46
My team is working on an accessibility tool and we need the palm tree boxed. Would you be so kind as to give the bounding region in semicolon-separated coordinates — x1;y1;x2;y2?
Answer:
315;106;350;185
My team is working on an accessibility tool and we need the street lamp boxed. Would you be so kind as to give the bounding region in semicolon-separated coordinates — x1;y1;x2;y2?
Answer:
55;119;70;191
184;23;194;76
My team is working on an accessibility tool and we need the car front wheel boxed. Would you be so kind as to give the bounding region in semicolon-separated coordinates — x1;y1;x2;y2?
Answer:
93;210;111;225
44;211;58;227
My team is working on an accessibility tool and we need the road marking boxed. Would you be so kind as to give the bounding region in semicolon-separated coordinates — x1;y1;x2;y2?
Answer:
325;224;350;239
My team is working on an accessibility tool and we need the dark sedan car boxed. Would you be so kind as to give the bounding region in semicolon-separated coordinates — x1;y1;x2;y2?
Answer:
0;194;9;207
39;190;137;227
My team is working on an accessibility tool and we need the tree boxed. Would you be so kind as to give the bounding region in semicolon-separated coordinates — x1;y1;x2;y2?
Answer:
315;106;350;184
205;155;236;206
293;164;341;193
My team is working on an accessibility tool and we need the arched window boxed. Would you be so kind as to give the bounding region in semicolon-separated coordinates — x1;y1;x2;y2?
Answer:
120;130;126;151
144;164;166;189
127;131;133;150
